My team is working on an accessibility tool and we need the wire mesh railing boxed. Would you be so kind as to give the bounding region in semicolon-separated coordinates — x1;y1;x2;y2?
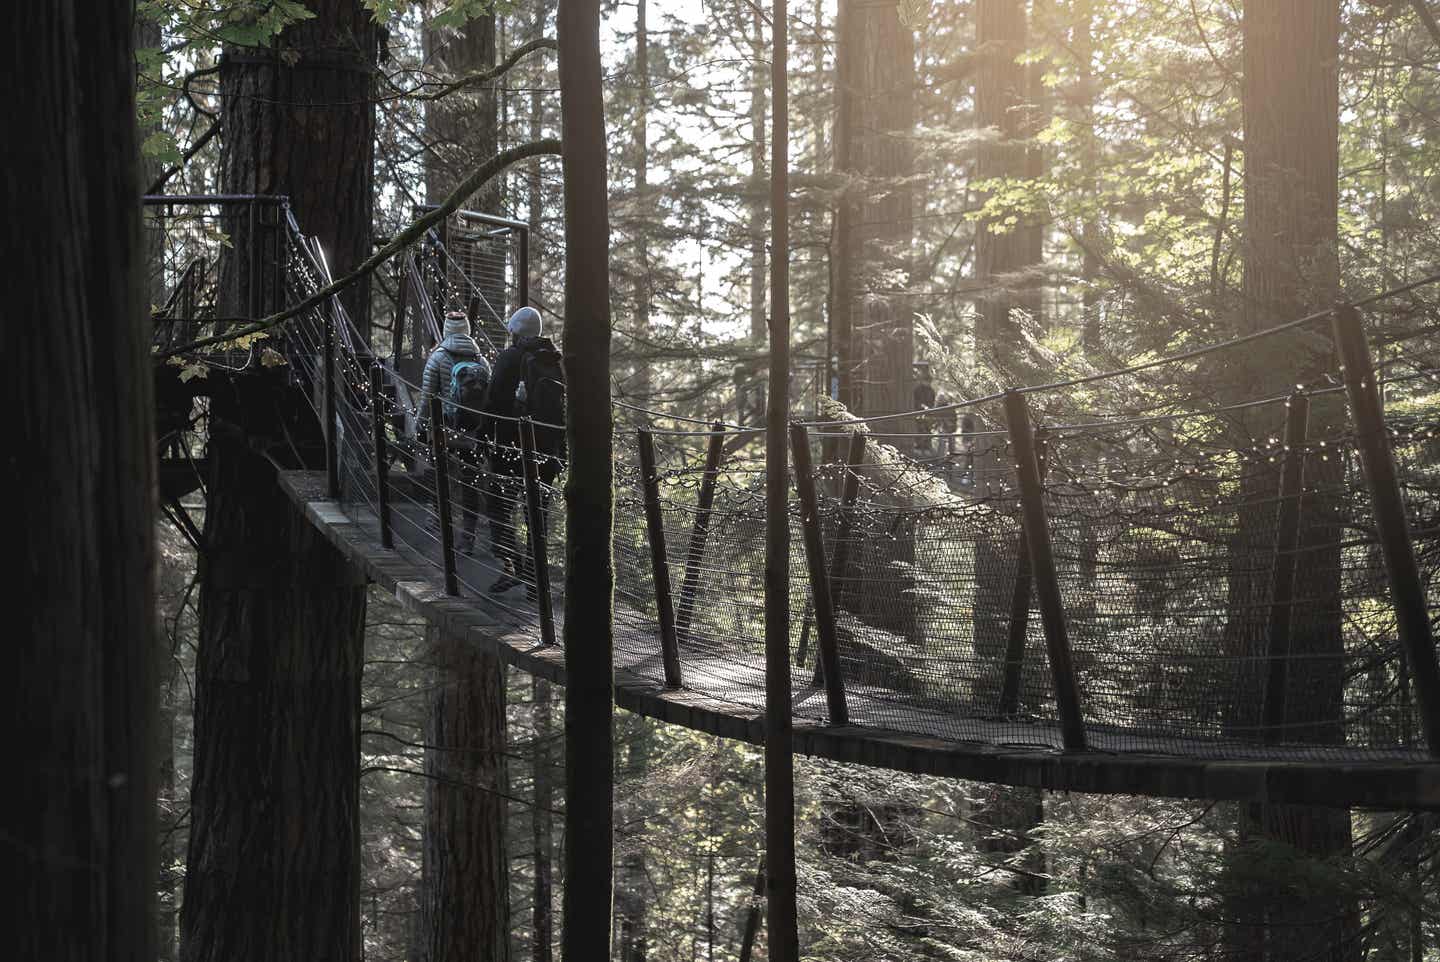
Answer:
150;191;1440;768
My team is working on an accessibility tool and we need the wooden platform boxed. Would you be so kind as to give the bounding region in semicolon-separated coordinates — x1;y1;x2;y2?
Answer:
279;471;1440;810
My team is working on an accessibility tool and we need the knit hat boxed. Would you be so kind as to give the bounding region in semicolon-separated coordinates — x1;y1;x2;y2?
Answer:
507;306;542;338
442;311;469;339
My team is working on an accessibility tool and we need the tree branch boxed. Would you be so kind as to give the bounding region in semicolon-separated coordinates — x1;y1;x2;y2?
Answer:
413;36;557;102
156;138;562;359
146;117;222;195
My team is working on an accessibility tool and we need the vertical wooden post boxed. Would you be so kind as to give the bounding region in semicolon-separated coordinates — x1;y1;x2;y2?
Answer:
675;422;725;643
636;429;683;687
324;304;339;499
814;429;865;687
518;225;531;307
999;434;1045;718
369;365;393;549
429;396;459;596
789;423;849;725
520;419;558;647
1334;306;1440;754
1003;391;1088;752
1262;393;1310;742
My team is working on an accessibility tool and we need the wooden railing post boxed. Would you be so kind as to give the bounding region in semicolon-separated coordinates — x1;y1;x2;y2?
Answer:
1334;306;1440;754
675;422;726;644
637;429;683;687
813;430;865;687
428;397;459;596
324;305;339;499
520;419;558;648
789;423;849;726
999;433;1045;718
370;365;393;549
1262;393;1310;743
1003;391;1088;752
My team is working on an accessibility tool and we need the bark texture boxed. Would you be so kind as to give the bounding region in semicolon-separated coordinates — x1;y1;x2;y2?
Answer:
832;0;916;415
974;0;1043;366
1232;4;1355;960
9;3;156;960
183;426;368;962
416;627;511;962
183;5;376;961
219;0;378;331
558;0;618;953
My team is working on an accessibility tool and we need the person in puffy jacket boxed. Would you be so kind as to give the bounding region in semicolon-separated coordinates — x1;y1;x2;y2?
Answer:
419;310;485;428
481;306;558;593
420;311;489;554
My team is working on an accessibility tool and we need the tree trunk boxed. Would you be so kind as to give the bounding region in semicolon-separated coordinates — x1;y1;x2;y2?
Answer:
1232;4;1355;960
751;4;769;344
531;678;555;962
417;626;512;962
219;0;376;334
832;0;916;416
634;0;653;399
183;6;376;961
10;4;156;960
182;426;368;962
558;0;618;952
974;0;1043;371
414;13;513;960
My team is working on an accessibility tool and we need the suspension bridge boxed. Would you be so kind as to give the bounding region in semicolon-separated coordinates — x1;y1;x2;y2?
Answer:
150;195;1440;810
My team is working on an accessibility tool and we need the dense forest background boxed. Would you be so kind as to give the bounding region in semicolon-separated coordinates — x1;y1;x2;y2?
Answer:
119;0;1440;959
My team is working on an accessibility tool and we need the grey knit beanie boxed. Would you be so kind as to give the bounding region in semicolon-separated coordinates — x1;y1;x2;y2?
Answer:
442;311;469;339
507;306;542;338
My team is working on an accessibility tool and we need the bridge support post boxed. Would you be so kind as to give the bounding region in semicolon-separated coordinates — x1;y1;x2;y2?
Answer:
789;423;849;726
999;433;1045;718
520;419;558;648
429;397;460;596
1003;391;1088;752
806;430;865;685
1263;393;1309;743
1334;306;1440;754
369;365;393;549
325;304;339;499
675;423;725;645
636;428;683;687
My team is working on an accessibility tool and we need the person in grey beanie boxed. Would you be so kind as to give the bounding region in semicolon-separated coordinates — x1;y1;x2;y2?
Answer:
481;305;565;593
419;310;486;427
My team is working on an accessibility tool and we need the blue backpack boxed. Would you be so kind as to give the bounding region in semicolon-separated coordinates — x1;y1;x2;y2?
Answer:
444;357;490;432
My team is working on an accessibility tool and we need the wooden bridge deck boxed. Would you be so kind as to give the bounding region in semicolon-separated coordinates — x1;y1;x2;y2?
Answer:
280;470;1440;810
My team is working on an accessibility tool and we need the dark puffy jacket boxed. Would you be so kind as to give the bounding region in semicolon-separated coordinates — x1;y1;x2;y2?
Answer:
481;335;556;456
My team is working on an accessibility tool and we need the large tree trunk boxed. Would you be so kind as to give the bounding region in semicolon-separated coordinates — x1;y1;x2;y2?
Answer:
11;3;156;960
414;12;513;960
832;0;916;415
1232;4;1356;961
969;0;1047;898
182;6;376;962
183;424;368;962
416;627;512;962
974;0;1043;371
558;0;617;952
219;0;377;335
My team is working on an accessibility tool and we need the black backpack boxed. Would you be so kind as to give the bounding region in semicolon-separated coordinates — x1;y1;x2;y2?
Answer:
444;355;490;433
521;339;566;459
